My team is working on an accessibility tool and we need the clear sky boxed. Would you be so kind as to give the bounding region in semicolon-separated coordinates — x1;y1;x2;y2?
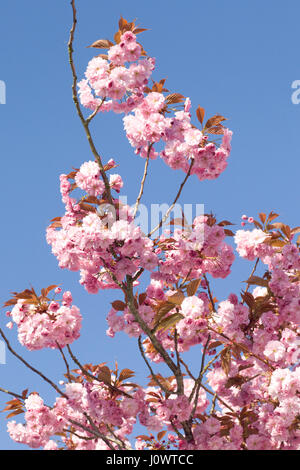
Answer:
0;0;299;449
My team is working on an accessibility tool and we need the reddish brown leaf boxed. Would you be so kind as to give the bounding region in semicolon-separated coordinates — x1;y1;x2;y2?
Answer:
196;106;205;125
186;279;201;297
87;39;114;49
205;114;227;129
111;300;126;311
165;93;185;104
118;368;135;382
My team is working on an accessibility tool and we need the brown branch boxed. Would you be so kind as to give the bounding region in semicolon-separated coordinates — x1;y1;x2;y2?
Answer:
179;358;196;381
56;341;72;383
133;144;152;217
242;257;259;303
66;345;132;398
86;97;106;124
203;274;216;312
68;0;114;206
125;276;178;378
148;159;194;237
0;387;24;400
201;384;235;413
208;326;275;371
0;328;68;398
68;416;115;450
137;336;171;395
189;335;211;417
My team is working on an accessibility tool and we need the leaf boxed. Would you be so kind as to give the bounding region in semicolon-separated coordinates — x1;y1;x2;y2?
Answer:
245;276;268;288
206;124;225;135
224;229;235;237
111;300;126;311
119;16;128;30
157;430;167;441
167;291;185;305
157;313;184;331
196;106;205;125
268;239;286;248
139;293;147;305
241;291;255;309
218;220;234;226
186;279;201;297
114;31;122;44
44;285;58;297
132;28;149;35
238;363;254;372
6;409;24;419
205;114;227;129
225;375;246;389
208;341;223;350
259;213;266;224
253;220;263;230
267;212;279;222
221;348;232;376
118;368;135;382
97;366;111;384
78;202;97;213
281;225;291;239
103;161;119;172
153;302;175;326
83;196;100;205
136;435;152;441
165;93;185;105
87;39;114;49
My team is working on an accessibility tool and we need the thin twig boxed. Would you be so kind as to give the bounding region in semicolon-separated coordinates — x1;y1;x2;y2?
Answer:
208;326;275;370
189;335;211;416
203;274;216;311
133;144;152;217
68;416;115;450
148;159;194;237
0;387;24;400
242;257;259;303
200;384;235;413
0;328;67;398
68;0;114;206
137;336;171;395
56;341;72;383
86;98;106;124
125;276;178;378
179;358;196;381
66;344;132;398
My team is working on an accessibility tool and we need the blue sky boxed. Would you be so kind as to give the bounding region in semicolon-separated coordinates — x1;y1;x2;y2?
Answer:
0;0;299;449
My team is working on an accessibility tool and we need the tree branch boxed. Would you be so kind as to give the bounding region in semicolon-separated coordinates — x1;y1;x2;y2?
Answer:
0;328;67;398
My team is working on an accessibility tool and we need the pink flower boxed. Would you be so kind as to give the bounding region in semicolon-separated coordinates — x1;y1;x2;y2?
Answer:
264;340;286;362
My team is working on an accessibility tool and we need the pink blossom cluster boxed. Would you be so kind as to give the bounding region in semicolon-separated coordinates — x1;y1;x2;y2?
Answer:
8;291;81;350
46;165;158;294
124;93;232;179
5;15;300;452
79;33;232;179
234;228;274;261
78;31;154;114
7;394;64;449
106;303;155;338
152;215;235;284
